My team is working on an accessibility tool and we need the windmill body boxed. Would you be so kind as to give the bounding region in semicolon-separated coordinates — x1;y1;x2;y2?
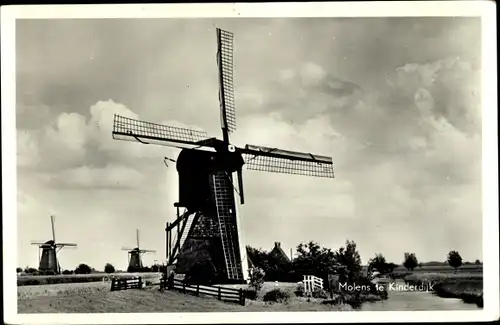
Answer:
112;28;334;284
31;215;77;274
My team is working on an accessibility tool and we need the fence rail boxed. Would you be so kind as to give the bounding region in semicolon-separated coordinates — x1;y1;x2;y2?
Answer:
160;278;245;306
111;277;144;291
303;275;324;295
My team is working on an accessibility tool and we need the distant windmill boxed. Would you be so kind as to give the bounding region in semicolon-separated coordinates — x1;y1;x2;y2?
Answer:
121;229;156;270
112;28;334;283
30;215;77;274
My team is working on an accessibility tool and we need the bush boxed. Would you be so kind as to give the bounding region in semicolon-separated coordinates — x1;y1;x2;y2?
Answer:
62;270;72;275
263;288;291;304
243;288;258;300
294;282;305;297
104;263;115;274
248;267;265;292
312;288;329;299
24;267;38;274
74;263;92;275
16;267;23;273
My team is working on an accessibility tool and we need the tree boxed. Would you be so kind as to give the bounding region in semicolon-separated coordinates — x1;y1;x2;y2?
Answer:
104;263;115;274
293;241;338;283
368;254;387;274
403;253;418;271
333;240;362;282
74;263;92;274
447;250;463;272
474;259;481;265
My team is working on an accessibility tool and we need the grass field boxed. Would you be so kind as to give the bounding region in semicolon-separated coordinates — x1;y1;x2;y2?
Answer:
18;281;354;313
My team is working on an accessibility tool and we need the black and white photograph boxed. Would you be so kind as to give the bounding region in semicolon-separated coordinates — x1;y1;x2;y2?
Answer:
2;2;498;323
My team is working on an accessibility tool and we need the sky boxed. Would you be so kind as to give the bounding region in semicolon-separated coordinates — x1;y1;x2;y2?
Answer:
16;17;483;271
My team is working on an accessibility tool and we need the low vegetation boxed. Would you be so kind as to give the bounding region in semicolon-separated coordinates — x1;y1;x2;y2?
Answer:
404;272;483;307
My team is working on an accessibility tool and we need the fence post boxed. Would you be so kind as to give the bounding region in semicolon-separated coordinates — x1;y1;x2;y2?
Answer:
138;277;143;289
183;282;186;293
218;287;221;300
196;284;200;296
111;278;115;291
239;288;245;306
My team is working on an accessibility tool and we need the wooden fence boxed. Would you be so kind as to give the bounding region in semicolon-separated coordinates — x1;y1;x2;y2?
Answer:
110;277;144;291
303;275;324;295
160;278;245;306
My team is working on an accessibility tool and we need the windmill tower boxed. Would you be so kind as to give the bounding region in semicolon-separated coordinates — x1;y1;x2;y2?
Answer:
30;215;77;274
112;28;334;284
122;229;156;271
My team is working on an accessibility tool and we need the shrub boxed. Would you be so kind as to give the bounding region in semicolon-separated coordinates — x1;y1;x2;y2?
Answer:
294;282;305;297
104;263;116;274
74;263;92;275
312;288;329;299
243;288;258;300
16;267;23;273
24;267;38;274
248;267;265;292
62;269;72;275
263;288;291;304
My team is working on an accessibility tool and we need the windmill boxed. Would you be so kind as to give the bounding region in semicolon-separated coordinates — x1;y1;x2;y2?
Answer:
112;28;334;284
30;215;77;274
121;229;156;271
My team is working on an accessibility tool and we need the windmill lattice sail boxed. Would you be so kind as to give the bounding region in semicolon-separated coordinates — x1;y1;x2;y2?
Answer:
241;144;334;178
112;114;214;151
217;28;236;134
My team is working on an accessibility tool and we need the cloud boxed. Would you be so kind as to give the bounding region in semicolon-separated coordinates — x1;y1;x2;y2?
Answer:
46;164;147;190
17;130;40;168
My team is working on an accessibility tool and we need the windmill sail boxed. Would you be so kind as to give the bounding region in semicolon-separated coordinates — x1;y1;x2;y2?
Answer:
241;144;334;178
216;28;236;136
112;115;216;152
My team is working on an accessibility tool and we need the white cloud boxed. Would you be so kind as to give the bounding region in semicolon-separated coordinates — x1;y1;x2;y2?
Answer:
17;130;40;167
48;164;146;189
45;112;88;154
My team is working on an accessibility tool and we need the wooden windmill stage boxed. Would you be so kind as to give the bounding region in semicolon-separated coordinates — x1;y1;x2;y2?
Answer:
30;215;77;274
121;229;156;271
112;28;335;284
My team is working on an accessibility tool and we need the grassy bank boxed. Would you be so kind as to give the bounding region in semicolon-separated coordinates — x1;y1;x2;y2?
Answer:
17;272;161;286
404;272;483;307
18;284;354;313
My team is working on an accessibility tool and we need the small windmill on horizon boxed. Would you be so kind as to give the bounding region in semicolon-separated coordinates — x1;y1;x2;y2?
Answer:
121;229;156;271
112;28;334;284
30;215;77;274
